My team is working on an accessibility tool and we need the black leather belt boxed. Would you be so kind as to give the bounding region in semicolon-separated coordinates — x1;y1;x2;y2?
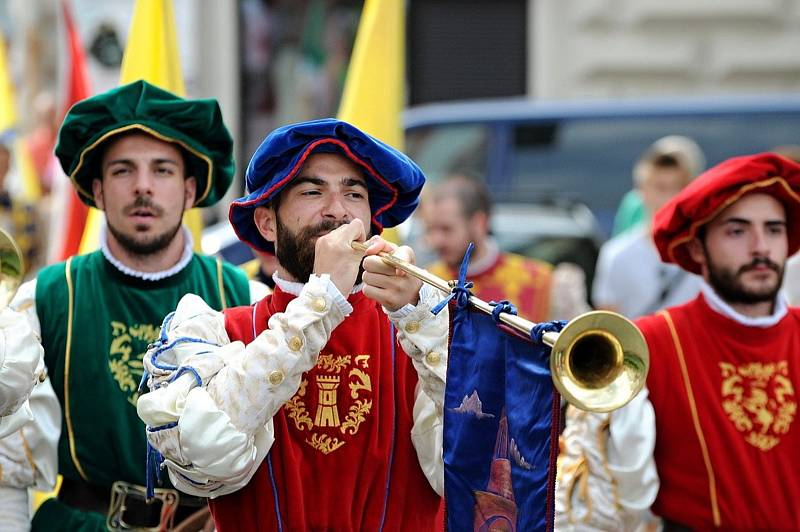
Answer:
59;477;207;529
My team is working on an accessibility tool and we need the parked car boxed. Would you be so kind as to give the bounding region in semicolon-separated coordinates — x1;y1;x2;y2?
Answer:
403;93;800;235
401;94;800;297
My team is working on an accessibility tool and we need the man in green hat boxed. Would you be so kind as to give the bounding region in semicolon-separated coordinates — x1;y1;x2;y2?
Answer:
1;80;264;531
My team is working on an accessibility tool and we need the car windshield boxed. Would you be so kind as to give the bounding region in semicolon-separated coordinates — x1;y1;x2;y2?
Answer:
404;123;490;183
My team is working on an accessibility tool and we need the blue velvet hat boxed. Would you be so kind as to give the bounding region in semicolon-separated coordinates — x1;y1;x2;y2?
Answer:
229;118;426;253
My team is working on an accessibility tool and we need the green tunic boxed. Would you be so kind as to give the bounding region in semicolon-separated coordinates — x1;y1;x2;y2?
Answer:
31;250;249;531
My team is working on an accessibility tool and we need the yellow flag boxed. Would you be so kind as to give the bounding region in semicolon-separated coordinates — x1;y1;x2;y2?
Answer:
0;37;16;133
338;0;405;243
12;137;40;200
118;0;185;93
0;36;41;201
80;0;203;253
338;0;405;151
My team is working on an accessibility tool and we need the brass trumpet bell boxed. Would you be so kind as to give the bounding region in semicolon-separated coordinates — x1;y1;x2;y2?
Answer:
544;310;649;413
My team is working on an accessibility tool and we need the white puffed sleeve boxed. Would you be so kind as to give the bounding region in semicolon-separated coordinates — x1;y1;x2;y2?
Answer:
137;274;350;497
0;378;61;494
387;283;449;496
555;389;660;531
0;307;41;420
0;280;60;530
0;281;44;437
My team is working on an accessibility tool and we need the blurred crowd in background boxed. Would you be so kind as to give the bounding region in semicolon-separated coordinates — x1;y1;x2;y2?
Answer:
2;0;800;320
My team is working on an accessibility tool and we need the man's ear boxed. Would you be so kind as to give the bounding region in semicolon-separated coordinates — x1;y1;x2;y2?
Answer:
687;237;707;269
183;176;197;209
92;179;105;210
254;205;278;243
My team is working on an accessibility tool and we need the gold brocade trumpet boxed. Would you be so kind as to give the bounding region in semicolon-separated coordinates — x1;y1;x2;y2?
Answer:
352;241;649;413
0;228;23;309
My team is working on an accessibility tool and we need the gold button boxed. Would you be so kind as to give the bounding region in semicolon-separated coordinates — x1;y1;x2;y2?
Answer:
268;370;285;386
405;321;420;333
288;336;303;351
312;297;327;312
425;351;441;366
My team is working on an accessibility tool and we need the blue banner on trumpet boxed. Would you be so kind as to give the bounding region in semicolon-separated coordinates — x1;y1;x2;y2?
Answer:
443;301;563;532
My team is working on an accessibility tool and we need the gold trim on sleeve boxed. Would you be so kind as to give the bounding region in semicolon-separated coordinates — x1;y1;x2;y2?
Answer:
64;257;90;481
20;429;39;477
660;310;721;527
216;257;227;309
597;417;622;513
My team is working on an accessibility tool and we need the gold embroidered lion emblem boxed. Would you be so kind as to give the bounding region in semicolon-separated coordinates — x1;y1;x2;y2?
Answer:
108;321;160;406
720;361;796;451
283;352;373;454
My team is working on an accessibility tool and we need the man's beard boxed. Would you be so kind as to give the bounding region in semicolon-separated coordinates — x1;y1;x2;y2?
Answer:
107;196;183;256
707;255;784;305
275;216;366;285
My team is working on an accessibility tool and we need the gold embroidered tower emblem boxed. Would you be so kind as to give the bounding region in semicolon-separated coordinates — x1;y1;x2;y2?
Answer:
284;352;374;454
315;375;342;427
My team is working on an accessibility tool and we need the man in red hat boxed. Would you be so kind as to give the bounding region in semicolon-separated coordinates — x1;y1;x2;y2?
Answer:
556;152;800;531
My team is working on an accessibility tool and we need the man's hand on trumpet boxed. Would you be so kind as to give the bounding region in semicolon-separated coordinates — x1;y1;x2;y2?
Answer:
312;219;368;298
362;236;424;311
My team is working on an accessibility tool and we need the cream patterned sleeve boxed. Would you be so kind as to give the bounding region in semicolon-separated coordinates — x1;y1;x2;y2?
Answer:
387;283;449;496
0;299;43;435
137;274;350;498
555;389;660;531
0;280;61;529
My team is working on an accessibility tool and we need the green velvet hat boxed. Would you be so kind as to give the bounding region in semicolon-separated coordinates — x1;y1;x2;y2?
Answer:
55;79;234;208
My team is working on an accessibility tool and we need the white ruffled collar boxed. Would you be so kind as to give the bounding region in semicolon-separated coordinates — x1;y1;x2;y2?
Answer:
701;280;788;328
100;223;194;281
273;272;364;296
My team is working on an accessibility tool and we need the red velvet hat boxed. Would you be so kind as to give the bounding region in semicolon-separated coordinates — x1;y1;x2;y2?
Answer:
653;152;800;274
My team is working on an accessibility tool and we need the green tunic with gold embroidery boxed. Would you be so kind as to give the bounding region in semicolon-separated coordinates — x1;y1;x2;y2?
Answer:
31;250;249;530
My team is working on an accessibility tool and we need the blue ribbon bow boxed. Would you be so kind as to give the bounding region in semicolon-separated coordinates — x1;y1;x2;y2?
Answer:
431;242;475;315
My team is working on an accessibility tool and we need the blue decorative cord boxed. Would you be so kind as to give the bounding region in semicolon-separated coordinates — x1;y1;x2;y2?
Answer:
529;320;567;345
145;421;177;499
145;440;165;500
489;300;518;322
431;242;475;315
138;312;176;394
138;324;220;394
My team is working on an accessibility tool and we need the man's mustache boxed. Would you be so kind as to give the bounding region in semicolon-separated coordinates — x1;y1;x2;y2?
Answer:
738;257;781;275
124;196;163;216
306;219;350;238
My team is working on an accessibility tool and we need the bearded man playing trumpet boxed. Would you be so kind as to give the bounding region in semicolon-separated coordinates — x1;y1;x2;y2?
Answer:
557;153;800;531
137;119;449;531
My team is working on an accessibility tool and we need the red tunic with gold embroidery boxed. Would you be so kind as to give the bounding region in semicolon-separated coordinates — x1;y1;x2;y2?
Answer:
208;287;442;531
428;252;552;322
637;294;800;530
